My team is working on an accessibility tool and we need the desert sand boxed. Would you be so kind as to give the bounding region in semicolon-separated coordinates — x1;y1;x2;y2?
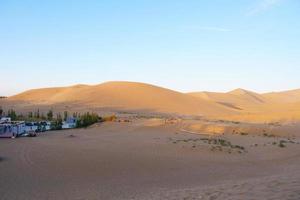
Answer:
1;118;300;200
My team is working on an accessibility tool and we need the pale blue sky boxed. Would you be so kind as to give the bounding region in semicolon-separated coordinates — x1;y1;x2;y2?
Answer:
0;0;299;96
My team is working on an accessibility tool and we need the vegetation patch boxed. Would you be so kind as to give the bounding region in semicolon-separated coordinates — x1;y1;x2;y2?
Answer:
76;113;101;128
240;132;248;136
263;133;276;137
268;122;281;126
170;137;246;153
279;140;286;148
232;130;248;136
277;139;297;148
2;108;119;130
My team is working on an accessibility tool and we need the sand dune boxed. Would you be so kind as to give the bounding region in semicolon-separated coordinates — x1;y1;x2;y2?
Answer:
189;88;300;107
263;89;300;103
188;89;267;112
189;88;300;122
2;82;300;122
4;81;236;116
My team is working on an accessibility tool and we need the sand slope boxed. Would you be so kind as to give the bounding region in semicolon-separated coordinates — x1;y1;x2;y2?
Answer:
2;82;300;122
263;89;300;103
5;81;236;116
188;89;267;112
188;88;300;122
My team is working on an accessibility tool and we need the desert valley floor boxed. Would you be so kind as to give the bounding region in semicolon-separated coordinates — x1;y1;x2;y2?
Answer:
1;118;300;200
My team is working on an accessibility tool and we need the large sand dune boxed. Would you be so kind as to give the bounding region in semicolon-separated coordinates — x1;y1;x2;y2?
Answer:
2;81;236;116
2;81;300;122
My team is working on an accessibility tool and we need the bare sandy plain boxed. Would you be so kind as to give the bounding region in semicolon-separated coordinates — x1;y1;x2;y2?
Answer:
1;118;300;200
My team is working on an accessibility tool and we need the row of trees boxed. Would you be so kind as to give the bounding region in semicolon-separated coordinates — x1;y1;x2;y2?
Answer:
0;107;51;121
0;107;15;119
1;107;115;129
51;112;102;129
48;110;80;121
0;108;75;121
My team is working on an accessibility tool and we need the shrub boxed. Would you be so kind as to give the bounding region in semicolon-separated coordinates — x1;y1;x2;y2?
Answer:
240;132;248;136
76;112;100;128
279;140;286;148
279;143;286;148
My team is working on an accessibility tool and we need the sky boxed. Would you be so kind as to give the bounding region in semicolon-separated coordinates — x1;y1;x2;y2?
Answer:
0;0;300;96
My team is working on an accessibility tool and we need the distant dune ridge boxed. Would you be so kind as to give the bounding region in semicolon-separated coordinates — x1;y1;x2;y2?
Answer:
2;81;300;122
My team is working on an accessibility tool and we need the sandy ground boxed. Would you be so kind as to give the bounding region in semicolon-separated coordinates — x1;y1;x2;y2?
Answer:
1;119;300;200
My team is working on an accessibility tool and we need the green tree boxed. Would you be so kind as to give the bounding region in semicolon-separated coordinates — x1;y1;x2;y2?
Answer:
34;109;40;119
51;113;63;130
47;110;53;121
7;109;17;120
63;111;68;121
0;106;3;117
73;112;78;118
28;112;33;118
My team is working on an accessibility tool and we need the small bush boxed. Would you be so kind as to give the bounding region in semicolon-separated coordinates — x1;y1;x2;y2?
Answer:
76;112;100;128
279;143;286;148
279;140;287;148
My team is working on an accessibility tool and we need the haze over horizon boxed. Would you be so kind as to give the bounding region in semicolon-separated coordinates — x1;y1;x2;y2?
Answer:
1;0;299;96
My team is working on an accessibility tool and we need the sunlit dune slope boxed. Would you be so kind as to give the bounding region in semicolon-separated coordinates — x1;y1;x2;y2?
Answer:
188;88;300;122
188;88;268;111
263;89;300;103
3;82;300;122
7;81;236;116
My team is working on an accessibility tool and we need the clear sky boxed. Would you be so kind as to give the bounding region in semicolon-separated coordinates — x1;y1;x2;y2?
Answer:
0;0;299;96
